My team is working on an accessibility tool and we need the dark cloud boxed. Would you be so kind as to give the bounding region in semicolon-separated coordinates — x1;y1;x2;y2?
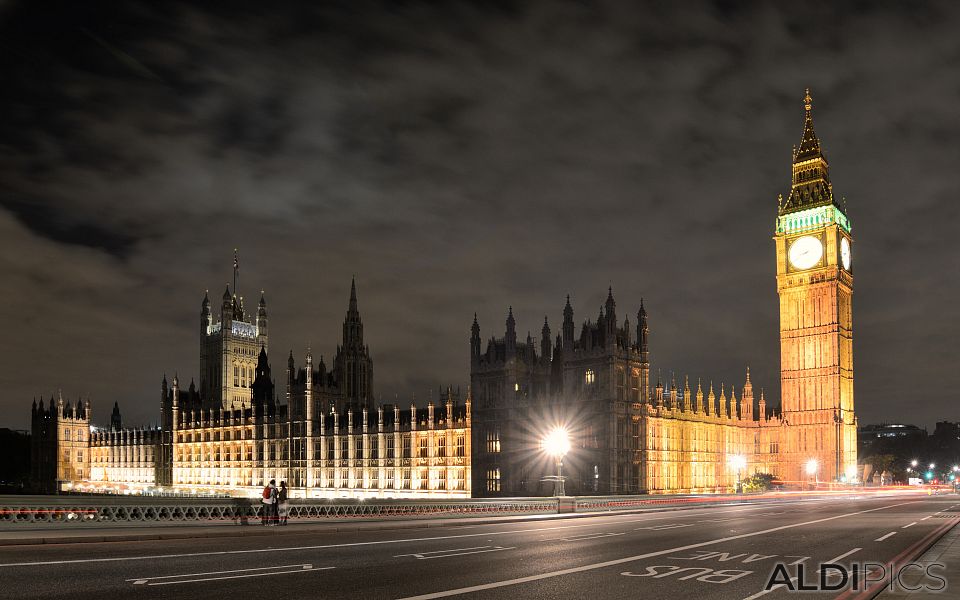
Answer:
1;0;959;431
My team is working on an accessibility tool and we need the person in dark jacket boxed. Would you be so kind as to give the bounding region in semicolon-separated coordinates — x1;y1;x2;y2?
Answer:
278;481;289;525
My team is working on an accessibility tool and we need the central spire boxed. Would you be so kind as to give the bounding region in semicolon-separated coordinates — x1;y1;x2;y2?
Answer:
780;88;836;215
349;276;358;313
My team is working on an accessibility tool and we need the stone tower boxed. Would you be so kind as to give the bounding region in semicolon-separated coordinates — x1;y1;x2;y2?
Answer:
199;253;268;409
774;89;856;483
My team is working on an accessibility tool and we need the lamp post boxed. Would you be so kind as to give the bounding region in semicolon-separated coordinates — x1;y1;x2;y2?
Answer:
806;459;819;489
729;455;746;494
543;427;570;497
833;409;842;482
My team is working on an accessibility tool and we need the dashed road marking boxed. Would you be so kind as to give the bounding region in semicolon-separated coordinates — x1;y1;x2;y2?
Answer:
902;522;916;529
826;547;861;563
875;531;897;542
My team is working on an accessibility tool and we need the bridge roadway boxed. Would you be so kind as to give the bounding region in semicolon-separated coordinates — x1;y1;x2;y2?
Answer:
0;491;956;600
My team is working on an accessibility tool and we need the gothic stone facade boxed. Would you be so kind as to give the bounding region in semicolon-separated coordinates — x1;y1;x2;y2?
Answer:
31;281;471;498
470;294;781;496
471;90;854;496
29;394;91;494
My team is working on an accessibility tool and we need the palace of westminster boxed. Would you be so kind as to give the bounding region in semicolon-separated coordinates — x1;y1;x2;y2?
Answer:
30;91;858;498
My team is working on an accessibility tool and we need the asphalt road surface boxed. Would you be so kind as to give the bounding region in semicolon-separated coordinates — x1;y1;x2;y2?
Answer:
1;492;957;600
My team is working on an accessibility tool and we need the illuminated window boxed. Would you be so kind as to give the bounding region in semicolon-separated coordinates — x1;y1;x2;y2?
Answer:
77;451;83;462
419;436;428;458
455;435;465;457
64;429;71;441
486;430;501;453
437;437;446;458
585;369;595;385
486;468;501;492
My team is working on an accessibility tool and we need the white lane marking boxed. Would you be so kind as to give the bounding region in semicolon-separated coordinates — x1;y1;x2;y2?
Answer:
742;576;798;600
125;563;315;582
395;546;491;557
921;516;932;521
634;523;695;531
560;532;626;542
394;546;515;560
875;531;897;542
0;502;791;568
826;547;861;563
396;502;915;600
129;564;326;586
902;522;917;529
143;567;325;586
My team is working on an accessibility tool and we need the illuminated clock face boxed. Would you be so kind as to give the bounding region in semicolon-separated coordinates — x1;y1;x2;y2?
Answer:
788;236;823;270
840;237;851;270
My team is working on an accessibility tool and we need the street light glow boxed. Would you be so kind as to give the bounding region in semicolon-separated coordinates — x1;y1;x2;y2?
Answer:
911;460;918;467
805;459;819;476
728;455;746;471
543;427;570;458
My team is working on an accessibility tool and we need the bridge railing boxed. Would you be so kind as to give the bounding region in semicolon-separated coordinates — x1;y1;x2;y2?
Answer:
0;496;559;525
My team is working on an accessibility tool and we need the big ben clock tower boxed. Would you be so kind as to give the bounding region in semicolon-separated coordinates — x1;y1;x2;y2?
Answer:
775;90;856;484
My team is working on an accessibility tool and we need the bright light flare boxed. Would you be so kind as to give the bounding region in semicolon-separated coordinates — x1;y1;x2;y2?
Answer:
543;427;571;458
845;464;857;480
728;455;746;471
805;459;819;476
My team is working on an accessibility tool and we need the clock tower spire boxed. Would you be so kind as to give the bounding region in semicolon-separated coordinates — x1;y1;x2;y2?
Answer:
775;89;856;484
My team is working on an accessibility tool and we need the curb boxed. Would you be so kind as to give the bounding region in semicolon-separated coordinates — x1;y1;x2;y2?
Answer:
0;499;775;547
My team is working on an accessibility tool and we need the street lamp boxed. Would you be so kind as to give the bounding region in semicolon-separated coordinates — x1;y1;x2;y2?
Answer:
806;459;819;488
543;427;570;497
845;464;857;483
911;460;918;468
833;410;842;482
729;455;746;494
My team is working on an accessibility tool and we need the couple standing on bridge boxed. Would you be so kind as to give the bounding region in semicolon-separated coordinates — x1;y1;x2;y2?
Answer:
261;480;289;525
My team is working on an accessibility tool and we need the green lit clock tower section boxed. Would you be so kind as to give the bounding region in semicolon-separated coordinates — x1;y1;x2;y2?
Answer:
774;90;856;484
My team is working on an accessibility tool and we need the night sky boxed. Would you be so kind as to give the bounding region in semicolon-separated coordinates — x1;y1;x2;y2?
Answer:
2;1;958;431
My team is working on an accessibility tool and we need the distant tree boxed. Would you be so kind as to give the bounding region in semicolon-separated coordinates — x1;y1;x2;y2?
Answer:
870;454;896;474
743;473;777;492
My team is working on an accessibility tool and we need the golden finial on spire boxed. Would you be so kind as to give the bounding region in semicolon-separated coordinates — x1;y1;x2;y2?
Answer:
804;88;813;112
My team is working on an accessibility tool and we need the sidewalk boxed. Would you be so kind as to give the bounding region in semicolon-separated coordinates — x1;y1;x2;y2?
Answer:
876;521;960;598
